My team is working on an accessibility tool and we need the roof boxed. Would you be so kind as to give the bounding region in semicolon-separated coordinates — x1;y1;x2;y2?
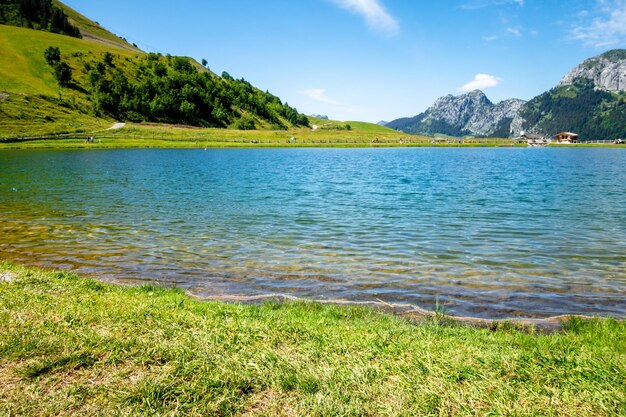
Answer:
556;132;579;137
521;133;545;140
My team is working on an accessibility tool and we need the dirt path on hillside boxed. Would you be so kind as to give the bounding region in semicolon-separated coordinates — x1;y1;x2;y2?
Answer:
106;122;126;130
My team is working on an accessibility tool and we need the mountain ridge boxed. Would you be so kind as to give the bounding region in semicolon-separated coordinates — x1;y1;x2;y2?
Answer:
387;90;525;138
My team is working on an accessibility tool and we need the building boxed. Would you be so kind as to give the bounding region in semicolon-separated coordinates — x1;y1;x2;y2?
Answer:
554;132;579;143
520;132;549;147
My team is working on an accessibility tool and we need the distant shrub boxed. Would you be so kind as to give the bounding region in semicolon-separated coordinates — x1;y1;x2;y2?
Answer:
44;46;61;66
233;115;256;130
53;62;72;86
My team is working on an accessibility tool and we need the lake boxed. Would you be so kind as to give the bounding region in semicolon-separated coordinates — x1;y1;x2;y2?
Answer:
0;147;624;318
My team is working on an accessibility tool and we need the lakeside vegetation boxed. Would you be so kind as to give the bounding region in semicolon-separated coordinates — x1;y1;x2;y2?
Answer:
0;261;624;416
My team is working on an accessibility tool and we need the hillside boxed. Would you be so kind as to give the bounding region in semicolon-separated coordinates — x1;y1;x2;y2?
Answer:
389;49;626;140
0;1;310;139
53;0;139;51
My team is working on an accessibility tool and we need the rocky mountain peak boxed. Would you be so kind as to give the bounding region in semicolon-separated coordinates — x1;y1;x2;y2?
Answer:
387;90;525;137
559;49;626;92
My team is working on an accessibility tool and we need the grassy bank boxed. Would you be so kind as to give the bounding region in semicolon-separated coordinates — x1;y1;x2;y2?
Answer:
0;262;624;416
0;121;531;149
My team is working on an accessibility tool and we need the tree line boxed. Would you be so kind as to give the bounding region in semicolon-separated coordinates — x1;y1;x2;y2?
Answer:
0;0;81;38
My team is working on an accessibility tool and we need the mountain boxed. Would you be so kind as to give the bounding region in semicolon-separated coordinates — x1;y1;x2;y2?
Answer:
387;90;525;137
516;49;626;139
0;1;309;138
388;49;626;140
559;49;626;93
377;120;388;126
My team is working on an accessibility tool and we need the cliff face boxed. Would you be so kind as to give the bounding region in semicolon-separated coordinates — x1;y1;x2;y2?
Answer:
387;90;525;137
559;49;626;92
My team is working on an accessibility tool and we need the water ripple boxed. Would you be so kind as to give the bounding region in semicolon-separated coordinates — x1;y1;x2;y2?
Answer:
0;148;625;318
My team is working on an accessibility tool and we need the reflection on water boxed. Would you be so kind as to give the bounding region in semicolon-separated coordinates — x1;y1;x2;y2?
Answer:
0;147;624;318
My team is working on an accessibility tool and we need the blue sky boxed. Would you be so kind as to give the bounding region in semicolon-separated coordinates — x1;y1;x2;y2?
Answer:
63;0;626;122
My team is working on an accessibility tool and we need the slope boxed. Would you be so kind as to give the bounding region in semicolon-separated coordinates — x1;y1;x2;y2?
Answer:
516;49;626;140
53;0;139;51
517;79;626;140
0;1;310;139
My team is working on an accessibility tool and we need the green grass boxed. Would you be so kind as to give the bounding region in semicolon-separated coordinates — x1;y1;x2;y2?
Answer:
0;93;111;138
0;119;530;149
0;261;624;416
0;24;140;97
0;23;144;138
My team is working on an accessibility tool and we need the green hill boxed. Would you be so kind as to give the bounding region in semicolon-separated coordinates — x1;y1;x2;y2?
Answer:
0;1;310;139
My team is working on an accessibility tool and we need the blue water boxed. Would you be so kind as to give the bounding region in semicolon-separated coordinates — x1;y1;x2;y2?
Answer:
0;147;624;318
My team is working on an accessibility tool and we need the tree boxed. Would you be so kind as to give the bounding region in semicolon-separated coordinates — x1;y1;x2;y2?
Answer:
201;58;208;67
171;57;194;73
44;46;61;65
53;62;72;86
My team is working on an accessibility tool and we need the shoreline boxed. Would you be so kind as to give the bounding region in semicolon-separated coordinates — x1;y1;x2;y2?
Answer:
1;260;624;416
0;137;624;150
2;259;616;330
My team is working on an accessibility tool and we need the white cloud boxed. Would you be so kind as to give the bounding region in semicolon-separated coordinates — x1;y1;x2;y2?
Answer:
459;74;502;92
482;35;499;41
570;0;626;47
302;89;339;105
329;0;399;36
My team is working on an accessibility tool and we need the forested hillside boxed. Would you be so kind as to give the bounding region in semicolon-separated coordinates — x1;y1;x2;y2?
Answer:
83;51;309;128
518;78;626;140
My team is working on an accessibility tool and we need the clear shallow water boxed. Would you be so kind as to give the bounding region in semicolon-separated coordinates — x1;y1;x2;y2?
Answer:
0;147;624;318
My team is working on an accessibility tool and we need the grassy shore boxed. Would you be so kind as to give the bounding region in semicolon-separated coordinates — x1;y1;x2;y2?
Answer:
0;121;529;149
0;262;624;416
1;122;623;150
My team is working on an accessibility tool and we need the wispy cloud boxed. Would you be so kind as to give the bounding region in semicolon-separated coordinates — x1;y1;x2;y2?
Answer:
459;74;502;92
302;89;340;105
506;27;523;37
460;0;524;10
569;0;626;48
329;0;399;36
